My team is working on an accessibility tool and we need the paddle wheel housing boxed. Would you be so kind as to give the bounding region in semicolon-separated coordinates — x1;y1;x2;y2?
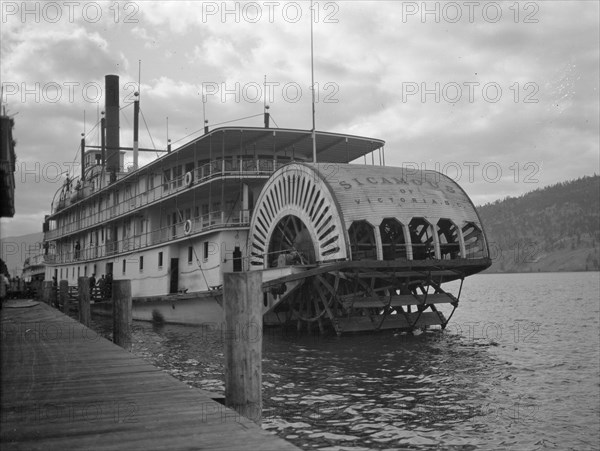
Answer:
250;163;491;334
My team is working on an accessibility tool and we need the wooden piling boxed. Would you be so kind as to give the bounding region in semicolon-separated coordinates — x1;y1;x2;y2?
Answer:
223;271;262;424
50;282;58;308
41;281;52;305
59;280;69;314
112;279;132;351
77;277;90;327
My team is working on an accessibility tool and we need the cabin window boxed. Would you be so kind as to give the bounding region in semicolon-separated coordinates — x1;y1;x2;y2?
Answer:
60;268;63;279
139;256;144;271
185;208;191;221
93;264;97;275
84;266;88;277
174;165;183;188
462;222;486;258
158;252;163;268
72;267;75;277
194;206;200;218
409;218;435;260
77;267;80;278
380;218;407;260
203;242;209;261
188;246;193;264
437;219;461;260
148;172;154;190
163;169;171;191
348;221;377;260
122;259;126;274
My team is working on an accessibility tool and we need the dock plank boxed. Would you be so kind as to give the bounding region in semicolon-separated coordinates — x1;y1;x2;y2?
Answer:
1;300;299;450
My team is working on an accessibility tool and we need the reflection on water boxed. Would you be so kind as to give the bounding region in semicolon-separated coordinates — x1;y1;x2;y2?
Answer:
91;272;599;450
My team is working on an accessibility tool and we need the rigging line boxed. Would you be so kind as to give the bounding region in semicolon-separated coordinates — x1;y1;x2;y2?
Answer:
120;107;132;130
139;107;158;153
169;113;264;146
211;113;263;128
269;115;280;128
84;120;101;140
67;119;102;177
68;142;83;178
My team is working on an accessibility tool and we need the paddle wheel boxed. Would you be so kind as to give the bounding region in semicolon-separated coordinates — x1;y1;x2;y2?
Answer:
250;163;491;334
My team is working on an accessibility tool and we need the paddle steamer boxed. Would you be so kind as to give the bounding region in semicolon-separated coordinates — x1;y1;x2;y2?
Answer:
42;75;491;334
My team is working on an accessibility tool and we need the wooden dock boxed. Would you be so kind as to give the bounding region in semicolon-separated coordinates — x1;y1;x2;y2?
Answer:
1;300;299;450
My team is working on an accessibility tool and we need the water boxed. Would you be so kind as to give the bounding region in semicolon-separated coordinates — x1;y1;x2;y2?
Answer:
91;272;600;450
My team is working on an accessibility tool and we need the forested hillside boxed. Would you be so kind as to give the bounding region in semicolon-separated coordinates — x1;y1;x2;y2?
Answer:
478;175;600;272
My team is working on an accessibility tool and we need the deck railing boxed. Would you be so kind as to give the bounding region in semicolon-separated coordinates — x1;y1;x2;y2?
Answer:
48;209;251;264
46;158;280;241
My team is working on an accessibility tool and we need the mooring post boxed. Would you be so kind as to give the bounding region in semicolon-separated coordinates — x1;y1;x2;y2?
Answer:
112;279;132;351
50;282;58;308
41;281;52;305
59;280;69;315
223;271;262;425
77;277;91;327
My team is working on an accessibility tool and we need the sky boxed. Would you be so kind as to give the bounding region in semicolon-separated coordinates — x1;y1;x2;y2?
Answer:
0;0;599;240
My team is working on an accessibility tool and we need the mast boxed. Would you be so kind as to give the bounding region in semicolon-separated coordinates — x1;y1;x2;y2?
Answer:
81;112;86;180
264;75;270;128
133;61;141;170
80;133;85;181
310;0;317;163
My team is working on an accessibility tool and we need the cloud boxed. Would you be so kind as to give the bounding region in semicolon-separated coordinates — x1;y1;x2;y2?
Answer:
0;0;598;238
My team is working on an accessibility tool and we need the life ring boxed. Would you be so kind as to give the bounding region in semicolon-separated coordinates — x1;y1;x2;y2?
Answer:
184;171;193;187
184;219;193;235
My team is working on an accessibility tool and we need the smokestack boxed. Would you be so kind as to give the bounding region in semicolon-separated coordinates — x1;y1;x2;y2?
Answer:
105;75;120;178
133;92;139;170
80;134;85;181
100;113;106;166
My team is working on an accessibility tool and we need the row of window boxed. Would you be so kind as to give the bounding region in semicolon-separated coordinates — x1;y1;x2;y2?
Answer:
57;243;213;279
348;217;486;261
